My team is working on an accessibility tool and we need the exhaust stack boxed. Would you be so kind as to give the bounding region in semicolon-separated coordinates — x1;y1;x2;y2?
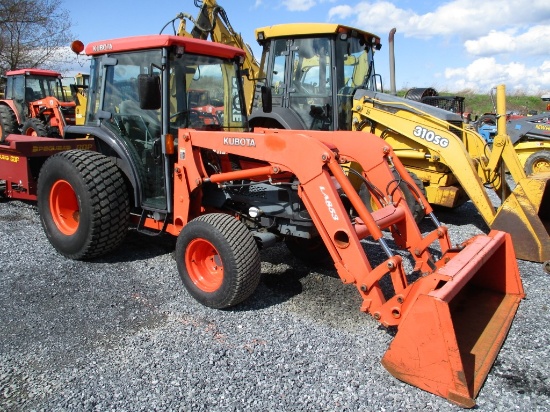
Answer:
389;28;397;95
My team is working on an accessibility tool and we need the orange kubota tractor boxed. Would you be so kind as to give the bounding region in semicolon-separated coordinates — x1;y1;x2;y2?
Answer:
0;34;524;407
0;68;76;141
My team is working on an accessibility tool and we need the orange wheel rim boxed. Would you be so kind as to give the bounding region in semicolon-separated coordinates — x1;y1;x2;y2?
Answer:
49;180;79;235
25;128;38;137
185;238;224;292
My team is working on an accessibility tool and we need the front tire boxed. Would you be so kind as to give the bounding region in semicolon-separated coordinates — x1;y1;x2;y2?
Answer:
37;150;130;260
175;213;261;309
22;118;49;137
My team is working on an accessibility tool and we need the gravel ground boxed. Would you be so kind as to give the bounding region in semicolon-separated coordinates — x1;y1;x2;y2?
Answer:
0;198;548;411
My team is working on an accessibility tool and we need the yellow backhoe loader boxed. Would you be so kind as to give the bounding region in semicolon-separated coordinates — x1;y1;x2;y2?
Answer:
171;3;549;267
70;72;89;125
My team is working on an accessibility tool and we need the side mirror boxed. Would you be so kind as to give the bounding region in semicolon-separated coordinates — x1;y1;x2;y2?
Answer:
138;74;161;110
261;85;272;113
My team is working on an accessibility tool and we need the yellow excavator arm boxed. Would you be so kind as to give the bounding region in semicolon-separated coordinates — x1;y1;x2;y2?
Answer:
174;0;260;114
353;85;550;263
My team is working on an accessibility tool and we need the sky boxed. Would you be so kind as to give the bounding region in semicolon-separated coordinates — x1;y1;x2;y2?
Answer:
60;0;550;95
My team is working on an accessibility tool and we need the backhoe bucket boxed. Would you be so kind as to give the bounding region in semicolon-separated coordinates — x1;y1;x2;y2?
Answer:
490;172;550;263
381;231;524;408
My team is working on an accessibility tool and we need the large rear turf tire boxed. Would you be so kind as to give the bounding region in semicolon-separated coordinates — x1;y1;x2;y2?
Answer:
175;213;261;309
37;150;130;260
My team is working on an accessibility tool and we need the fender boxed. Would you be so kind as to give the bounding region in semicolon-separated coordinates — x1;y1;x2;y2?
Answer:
63;124;144;207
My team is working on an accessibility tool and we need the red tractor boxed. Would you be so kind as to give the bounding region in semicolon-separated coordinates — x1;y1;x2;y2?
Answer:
0;68;76;142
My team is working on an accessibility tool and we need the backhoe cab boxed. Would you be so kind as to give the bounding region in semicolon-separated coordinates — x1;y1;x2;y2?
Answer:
0;69;76;141
250;23;382;131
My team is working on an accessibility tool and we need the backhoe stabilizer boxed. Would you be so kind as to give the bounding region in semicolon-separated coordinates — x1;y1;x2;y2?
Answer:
382;230;524;408
490;172;550;264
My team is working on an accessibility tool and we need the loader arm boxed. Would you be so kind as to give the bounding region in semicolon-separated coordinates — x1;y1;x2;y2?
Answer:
174;127;524;407
352;89;499;225
352;86;550;263
175;127;451;324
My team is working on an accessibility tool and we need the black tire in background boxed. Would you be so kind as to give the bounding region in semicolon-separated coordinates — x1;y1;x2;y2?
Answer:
0;105;18;142
22;118;49;137
175;213;261;309
37;150;130;260
524;150;550;175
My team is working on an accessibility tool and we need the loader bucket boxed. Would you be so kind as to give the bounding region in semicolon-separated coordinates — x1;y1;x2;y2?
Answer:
381;231;524;408
490;172;550;263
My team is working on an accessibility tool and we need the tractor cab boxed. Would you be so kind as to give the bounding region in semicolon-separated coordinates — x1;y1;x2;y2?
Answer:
3;69;71;122
0;68;76;139
80;35;249;215
250;23;381;131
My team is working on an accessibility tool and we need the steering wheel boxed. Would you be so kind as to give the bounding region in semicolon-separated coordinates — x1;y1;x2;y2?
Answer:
170;109;221;129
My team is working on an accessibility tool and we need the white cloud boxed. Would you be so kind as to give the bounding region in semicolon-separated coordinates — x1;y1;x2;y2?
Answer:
464;31;517;56
328;1;550;40
327;5;353;19
445;57;550;94
281;0;317;12
465;25;550;57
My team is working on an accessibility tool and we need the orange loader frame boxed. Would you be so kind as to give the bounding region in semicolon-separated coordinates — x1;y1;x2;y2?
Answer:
166;127;524;407
24;97;76;137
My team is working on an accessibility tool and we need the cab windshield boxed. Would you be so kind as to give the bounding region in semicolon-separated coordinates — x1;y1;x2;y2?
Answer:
25;75;68;102
261;32;377;131
169;53;248;132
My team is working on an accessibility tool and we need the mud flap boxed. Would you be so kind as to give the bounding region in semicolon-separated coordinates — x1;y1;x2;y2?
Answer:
381;231;524;408
491;172;550;263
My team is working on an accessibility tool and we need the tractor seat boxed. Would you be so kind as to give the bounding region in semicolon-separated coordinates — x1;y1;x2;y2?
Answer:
25;88;37;102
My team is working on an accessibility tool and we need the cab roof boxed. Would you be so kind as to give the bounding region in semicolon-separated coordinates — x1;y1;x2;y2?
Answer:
85;35;246;60
6;68;62;77
255;23;380;46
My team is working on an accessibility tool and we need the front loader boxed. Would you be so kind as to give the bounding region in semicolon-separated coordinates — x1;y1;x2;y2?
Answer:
0;33;524;407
